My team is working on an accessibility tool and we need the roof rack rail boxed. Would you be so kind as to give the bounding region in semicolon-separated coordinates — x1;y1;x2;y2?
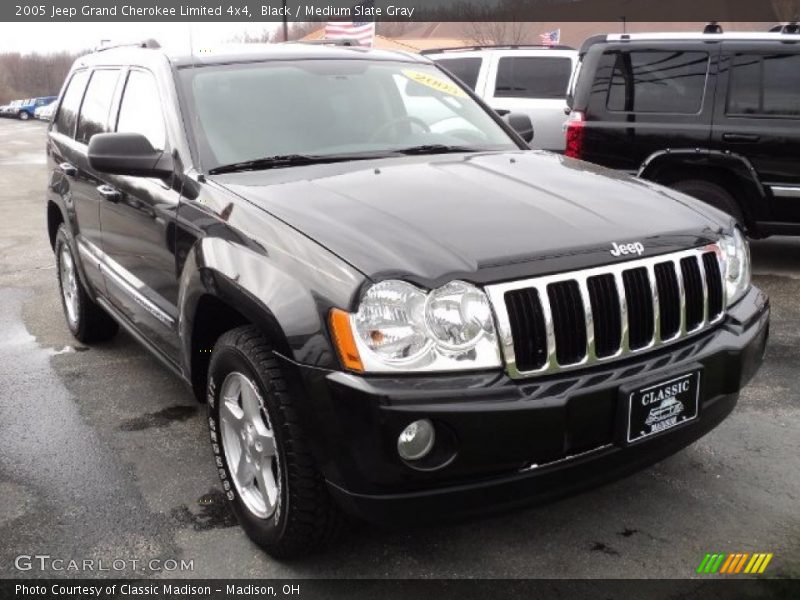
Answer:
703;22;723;34
291;38;362;47
95;38;161;52
769;21;800;34
420;43;575;55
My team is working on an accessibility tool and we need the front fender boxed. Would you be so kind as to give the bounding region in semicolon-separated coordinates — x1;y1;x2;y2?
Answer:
178;233;365;376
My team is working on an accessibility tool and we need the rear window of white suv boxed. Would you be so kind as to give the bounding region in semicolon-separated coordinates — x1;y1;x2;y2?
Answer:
432;57;482;91
494;56;573;99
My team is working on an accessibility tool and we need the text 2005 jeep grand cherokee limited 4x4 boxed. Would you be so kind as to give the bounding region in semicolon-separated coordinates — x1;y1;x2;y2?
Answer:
46;42;769;557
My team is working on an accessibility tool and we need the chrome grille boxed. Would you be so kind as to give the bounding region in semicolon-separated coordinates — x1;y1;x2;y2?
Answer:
485;244;726;379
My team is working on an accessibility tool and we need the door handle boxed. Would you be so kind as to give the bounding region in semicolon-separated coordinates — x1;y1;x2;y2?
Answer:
59;162;77;177
96;184;121;203
722;133;760;142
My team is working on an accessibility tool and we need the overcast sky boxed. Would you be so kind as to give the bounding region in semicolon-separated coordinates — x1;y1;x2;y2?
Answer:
0;22;283;54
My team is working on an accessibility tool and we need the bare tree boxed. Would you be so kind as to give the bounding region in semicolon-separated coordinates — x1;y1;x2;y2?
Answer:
0;51;84;104
460;21;530;45
228;28;276;44
377;22;412;37
286;21;324;41
772;0;800;21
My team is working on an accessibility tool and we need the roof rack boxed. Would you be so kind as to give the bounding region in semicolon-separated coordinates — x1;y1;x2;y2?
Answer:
420;44;575;55
95;39;161;52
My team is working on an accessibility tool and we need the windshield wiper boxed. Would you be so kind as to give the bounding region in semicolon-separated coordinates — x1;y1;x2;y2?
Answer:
208;153;376;175
391;144;484;156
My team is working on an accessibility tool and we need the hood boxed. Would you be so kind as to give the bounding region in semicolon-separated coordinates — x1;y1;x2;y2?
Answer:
212;151;726;287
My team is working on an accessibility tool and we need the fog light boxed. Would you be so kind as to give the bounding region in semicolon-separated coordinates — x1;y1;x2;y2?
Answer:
397;419;435;461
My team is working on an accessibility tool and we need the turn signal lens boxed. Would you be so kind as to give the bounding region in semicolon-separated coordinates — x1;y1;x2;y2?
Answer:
329;309;364;372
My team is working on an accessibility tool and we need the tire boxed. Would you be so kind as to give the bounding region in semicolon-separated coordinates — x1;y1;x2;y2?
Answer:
670;179;745;225
55;225;118;343
18;111;29;121
207;325;344;558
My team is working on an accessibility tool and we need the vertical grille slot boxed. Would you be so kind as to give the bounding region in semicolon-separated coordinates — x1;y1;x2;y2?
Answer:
547;281;587;365
587;274;621;358
654;262;681;340
504;288;548;372
702;252;724;319
681;256;704;330
622;267;654;350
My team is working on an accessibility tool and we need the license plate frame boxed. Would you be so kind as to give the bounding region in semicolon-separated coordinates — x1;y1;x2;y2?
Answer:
625;370;701;444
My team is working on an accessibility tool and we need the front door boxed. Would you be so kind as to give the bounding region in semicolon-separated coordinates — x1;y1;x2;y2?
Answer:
97;68;182;362
713;44;800;224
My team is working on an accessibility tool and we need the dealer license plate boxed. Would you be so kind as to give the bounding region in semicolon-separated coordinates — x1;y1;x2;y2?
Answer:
627;371;700;443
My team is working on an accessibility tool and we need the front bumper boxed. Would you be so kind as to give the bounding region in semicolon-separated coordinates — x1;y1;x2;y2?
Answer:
286;287;769;525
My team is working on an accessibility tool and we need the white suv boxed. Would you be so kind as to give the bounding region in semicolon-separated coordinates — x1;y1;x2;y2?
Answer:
423;45;578;152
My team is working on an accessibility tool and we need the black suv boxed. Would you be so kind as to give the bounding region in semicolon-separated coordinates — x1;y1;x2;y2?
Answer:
47;41;768;557
566;27;800;237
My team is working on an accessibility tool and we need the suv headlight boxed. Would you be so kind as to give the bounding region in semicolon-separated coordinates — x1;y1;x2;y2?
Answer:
719;228;751;307
329;280;502;373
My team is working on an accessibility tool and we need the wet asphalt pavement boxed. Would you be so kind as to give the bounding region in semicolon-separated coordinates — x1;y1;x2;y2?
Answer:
0;118;798;579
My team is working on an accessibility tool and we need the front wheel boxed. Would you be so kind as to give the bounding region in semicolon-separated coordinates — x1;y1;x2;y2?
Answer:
18;111;29;121
207;326;344;558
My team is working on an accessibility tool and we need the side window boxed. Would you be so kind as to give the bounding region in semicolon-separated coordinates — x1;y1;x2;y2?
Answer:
494;57;573;99
76;69;120;144
53;70;89;138
116;70;166;151
728;53;800;117
606;51;709;114
433;57;482;91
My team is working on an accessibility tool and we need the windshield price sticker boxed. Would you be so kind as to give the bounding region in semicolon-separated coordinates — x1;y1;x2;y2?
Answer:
402;69;467;98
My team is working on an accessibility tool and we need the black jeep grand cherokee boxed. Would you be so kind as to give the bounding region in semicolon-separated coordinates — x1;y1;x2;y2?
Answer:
46;42;768;557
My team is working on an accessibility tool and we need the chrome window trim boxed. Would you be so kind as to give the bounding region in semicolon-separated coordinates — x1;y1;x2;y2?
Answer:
485;243;726;380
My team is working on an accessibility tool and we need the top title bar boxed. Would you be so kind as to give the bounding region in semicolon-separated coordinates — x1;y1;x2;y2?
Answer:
2;0;795;22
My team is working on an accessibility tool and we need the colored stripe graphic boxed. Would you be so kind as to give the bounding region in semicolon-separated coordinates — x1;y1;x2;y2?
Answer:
699;553;727;573
697;553;713;573
699;552;774;575
719;554;736;573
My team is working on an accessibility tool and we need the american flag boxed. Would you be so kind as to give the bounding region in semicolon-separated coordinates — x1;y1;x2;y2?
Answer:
539;29;561;46
324;0;376;47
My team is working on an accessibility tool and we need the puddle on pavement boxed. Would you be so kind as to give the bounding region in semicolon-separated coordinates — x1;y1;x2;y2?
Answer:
170;488;237;531
119;405;199;431
0;287;139;515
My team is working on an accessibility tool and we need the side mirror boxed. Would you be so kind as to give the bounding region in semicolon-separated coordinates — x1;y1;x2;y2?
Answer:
503;112;534;143
88;132;173;178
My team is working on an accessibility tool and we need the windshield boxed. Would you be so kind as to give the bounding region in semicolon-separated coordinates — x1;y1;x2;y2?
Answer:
179;59;518;171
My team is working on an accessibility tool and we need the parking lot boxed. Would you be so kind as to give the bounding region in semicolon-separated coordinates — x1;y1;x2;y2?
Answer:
0;117;798;579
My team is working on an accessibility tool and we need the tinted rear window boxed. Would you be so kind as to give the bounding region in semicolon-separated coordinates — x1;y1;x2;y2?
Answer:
433;57;482;91
606;50;709;114
727;53;800;117
494;56;572;99
53;70;89;137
